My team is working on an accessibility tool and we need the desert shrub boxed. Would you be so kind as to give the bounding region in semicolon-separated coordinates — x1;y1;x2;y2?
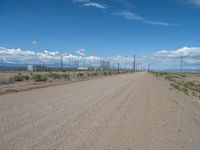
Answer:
48;72;62;79
192;91;197;97
77;73;85;78
85;72;90;77
13;73;30;81
165;75;174;81
23;75;30;80
170;83;180;90
9;77;15;83
160;72;167;76
182;88;189;95
13;75;23;81
62;73;70;80
103;72;108;76
92;72;98;76
32;74;48;82
183;81;194;88
170;82;189;95
176;73;186;78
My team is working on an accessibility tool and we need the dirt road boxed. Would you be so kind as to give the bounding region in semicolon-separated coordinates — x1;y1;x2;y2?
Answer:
0;72;200;150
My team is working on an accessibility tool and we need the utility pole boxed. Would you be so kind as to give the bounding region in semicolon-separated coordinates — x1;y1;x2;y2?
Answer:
1;54;3;72
135;62;137;72
133;55;136;72
181;56;183;73
118;62;120;73
83;58;86;69
148;64;151;72
61;55;63;72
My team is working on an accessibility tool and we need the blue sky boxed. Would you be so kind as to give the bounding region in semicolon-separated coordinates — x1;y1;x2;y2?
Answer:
1;0;200;57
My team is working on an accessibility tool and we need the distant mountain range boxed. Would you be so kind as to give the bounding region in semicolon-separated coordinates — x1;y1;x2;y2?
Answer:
1;63;200;73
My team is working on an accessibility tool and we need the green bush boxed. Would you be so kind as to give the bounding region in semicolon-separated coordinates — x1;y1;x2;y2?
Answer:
13;73;30;81
62;73;70;80
77;73;85;78
32;74;48;82
48;72;62;79
92;72;98;76
103;72;108;76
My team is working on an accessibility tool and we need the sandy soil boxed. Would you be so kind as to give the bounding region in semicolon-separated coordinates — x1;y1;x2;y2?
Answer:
0;72;200;150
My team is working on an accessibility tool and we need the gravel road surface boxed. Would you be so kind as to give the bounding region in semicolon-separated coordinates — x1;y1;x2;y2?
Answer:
0;72;200;150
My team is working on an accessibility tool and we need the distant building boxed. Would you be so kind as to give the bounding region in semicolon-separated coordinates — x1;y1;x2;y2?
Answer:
27;65;47;72
78;67;88;70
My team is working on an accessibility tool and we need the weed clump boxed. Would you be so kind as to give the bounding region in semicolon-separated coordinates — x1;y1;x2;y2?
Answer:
32;74;48;82
13;73;30;82
48;72;62;79
77;73;85;78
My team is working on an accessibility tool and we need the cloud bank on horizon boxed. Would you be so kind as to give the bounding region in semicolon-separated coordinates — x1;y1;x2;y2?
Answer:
1;46;200;70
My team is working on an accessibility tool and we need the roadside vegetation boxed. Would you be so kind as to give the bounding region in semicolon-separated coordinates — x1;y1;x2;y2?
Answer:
0;71;128;85
151;72;200;99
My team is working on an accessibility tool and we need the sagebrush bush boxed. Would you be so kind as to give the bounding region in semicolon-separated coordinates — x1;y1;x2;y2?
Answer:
77;73;85;78
32;74;48;82
48;72;62;79
13;73;30;81
62;73;70;80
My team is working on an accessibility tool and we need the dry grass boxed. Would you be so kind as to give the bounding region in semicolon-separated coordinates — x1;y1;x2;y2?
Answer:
151;72;200;99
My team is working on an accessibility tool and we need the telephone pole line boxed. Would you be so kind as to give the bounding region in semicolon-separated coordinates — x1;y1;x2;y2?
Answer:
60;55;63;72
1;54;3;72
83;58;86;69
118;62;120;73
133;55;136;72
181;56;183;73
148;64;151;72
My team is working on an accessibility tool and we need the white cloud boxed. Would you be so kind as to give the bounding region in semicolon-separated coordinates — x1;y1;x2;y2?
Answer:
141;46;200;71
114;11;143;20
113;10;175;26
72;0;90;2
1;46;200;71
76;48;86;56
153;47;200;59
0;47;102;66
72;0;108;9
83;2;107;9
43;50;59;56
0;47;61;64
188;0;200;6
